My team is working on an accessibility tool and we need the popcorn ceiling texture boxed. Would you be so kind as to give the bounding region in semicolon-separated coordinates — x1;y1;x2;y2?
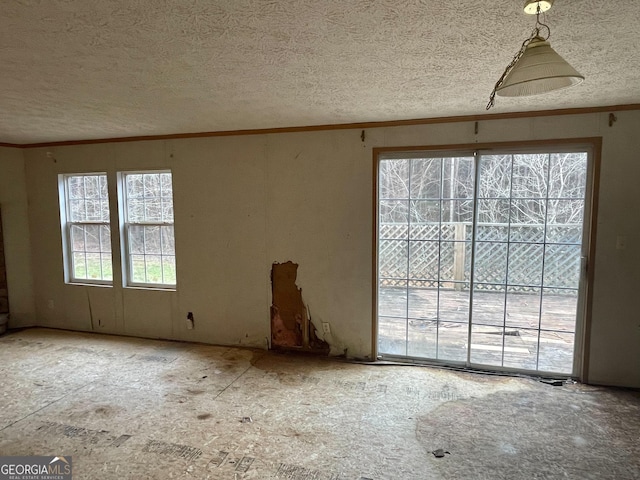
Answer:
1;0;639;144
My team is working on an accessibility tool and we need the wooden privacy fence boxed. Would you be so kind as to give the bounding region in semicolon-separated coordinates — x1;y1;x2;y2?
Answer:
379;222;581;294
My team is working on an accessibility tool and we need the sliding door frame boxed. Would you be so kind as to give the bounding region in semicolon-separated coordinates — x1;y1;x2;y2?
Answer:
372;138;602;382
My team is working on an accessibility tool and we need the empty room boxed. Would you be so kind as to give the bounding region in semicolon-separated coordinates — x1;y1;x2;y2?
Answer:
1;1;639;479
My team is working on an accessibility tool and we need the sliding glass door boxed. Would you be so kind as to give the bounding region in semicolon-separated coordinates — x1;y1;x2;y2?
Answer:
376;146;591;375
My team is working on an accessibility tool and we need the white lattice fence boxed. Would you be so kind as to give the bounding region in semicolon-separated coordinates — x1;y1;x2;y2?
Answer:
379;223;580;293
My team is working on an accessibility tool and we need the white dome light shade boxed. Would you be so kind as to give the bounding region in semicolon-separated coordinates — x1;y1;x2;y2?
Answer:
496;37;584;97
524;0;554;15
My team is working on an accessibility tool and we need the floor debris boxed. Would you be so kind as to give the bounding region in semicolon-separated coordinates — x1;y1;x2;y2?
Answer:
432;449;451;458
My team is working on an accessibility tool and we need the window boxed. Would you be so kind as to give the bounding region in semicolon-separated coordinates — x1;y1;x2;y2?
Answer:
376;146;593;375
60;173;112;284
121;171;176;288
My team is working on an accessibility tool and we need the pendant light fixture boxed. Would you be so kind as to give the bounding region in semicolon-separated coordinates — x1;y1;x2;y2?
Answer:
486;0;584;109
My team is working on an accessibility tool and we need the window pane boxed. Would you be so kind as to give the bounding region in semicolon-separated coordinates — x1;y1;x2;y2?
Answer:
72;252;87;279
543;244;581;289
83;175;101;199
507;243;544;286
546;199;584;232
124;171;176;287
68;223;111;282
162;256;176;284
129;225;145;254
548;153;587;199
478;154;511;198
409;241;438;280
410;199;440;224
381;199;409;227
511;154;549;198
125;172;174;223
69;199;86;222
439;288;470;323
474;242;508;284
85;225;101;252
144;174;161;198
99;175;109;199
410;158;441;199
407;320;437;358
127;199;145;222
441;157;474;199
68;176;84;199
127;174;144;198
437;322;467;362
144;199;162;222
471;289;506;327
505;289;541;329
101;254;113;281
61;174;111;280
70;225;85;252
160;173;173;197
62;174;111;284
161;226;175;255
67;174;110;222
378;316;407;356
131;255;146;283
100;225;111;253
145;255;163;283
380;160;409;199
101;200;110;222
161;200;174;222
441;199;473;224
144;226;161;254
379;240;408;279
85;253;102;279
438;241;456;282
84;200;101;221
477;198;510;224
510;198;546;230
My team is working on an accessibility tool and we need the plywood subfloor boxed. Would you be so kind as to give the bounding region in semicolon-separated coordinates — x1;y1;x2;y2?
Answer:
0;328;639;479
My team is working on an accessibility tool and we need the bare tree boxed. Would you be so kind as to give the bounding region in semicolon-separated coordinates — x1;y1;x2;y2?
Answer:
380;153;586;228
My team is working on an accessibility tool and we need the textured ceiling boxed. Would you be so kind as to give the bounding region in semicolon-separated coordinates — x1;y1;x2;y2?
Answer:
1;0;639;144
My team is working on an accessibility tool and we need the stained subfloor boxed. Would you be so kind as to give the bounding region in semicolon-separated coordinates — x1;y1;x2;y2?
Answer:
0;328;639;479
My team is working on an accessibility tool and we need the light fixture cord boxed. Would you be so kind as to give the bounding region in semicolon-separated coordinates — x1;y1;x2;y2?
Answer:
486;5;551;110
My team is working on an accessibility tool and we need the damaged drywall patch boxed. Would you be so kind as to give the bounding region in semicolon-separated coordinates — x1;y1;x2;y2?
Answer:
270;262;329;354
270;261;304;348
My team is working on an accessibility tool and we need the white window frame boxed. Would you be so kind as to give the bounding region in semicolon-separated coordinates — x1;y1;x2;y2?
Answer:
118;170;176;290
58;173;113;286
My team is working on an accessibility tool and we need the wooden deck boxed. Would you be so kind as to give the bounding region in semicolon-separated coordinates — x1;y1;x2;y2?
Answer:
378;287;578;374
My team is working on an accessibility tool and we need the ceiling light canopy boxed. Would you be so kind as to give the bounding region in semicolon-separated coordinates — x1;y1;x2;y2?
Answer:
487;0;583;109
524;0;554;15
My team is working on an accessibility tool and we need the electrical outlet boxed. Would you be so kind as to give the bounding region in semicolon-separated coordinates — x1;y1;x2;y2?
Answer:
322;322;331;335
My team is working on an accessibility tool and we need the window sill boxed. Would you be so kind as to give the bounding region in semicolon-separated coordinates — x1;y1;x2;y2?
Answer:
124;285;177;292
67;282;113;288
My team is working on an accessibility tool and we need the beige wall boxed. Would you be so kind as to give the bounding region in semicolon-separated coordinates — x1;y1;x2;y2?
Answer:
0;147;36;327
21;110;640;387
